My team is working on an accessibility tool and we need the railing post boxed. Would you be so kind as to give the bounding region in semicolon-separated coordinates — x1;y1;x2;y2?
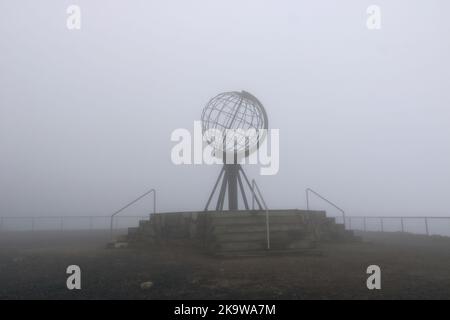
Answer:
110;216;114;240
401;218;404;233
363;217;367;232
425;218;429;236
266;213;269;249
306;189;309;211
252;180;256;210
348;217;352;230
153;190;156;215
252;180;270;250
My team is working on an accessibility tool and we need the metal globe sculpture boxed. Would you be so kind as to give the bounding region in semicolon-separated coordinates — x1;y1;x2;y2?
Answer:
201;91;268;158
203;91;267;212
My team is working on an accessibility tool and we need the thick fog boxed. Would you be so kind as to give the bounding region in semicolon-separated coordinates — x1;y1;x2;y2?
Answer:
1;0;449;219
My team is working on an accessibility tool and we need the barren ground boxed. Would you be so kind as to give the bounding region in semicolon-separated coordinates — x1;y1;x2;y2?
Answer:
1;230;450;299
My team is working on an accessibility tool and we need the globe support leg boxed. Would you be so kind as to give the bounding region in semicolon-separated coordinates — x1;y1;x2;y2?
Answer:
226;164;239;211
204;166;225;211
237;173;249;210
204;164;264;212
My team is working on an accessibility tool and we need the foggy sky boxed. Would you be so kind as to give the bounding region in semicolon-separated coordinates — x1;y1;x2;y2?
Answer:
1;0;450;218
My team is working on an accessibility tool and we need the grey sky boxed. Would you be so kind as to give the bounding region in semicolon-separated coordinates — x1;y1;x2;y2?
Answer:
1;0;449;218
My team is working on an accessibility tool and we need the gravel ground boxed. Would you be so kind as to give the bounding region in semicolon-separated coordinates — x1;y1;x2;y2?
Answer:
0;230;450;299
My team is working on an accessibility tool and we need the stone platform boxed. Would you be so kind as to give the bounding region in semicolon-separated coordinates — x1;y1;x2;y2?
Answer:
123;210;356;255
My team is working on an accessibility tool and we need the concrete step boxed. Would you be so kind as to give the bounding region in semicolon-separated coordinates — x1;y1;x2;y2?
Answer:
212;224;309;234
139;220;150;227
213;230;311;242
214;232;267;242
205;209;326;219
333;223;346;231
210;215;311;226
128;227;139;235
287;239;316;249
213;241;266;252
212;238;315;252
120;210;358;252
338;229;358;241
215;248;322;257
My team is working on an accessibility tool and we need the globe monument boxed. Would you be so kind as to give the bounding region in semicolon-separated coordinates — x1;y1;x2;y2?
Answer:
202;91;267;212
121;90;355;255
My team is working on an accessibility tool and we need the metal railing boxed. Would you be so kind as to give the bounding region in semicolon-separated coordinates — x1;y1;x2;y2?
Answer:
110;188;156;236
306;188;346;226
251;179;270;250
2;214;450;238
343;215;450;236
0;215;148;232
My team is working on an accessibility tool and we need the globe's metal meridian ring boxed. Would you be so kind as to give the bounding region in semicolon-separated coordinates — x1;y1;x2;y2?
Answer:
201;91;268;160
